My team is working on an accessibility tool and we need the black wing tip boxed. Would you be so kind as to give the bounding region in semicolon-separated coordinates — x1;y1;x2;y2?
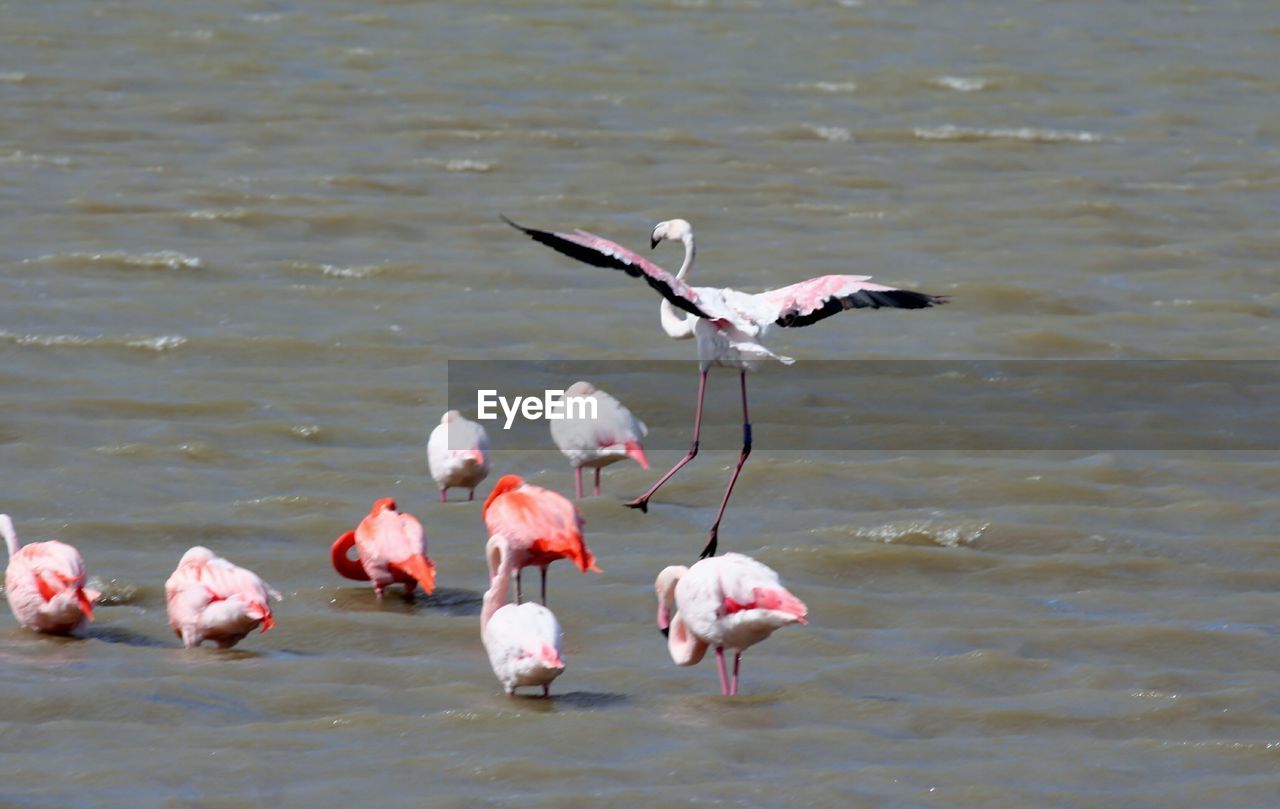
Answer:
500;213;528;232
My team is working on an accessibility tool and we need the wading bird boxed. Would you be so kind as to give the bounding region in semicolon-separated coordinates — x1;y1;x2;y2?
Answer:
1;514;98;635
549;380;649;499
165;546;281;649
654;552;807;696
504;216;945;558
483;474;599;606
481;578;565;697
427;410;490;502
331;498;437;600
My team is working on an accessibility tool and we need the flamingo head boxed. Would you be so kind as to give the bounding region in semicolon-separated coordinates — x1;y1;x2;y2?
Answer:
651;218;692;249
370;497;397;515
565;380;596;398
654;565;688;637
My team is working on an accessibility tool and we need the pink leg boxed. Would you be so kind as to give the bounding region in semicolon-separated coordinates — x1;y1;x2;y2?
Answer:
715;647;730;695
731;652;741;696
439;488;447;503
594;467;601;497
626;368;709;512
575;467;583;499
701;371;751;559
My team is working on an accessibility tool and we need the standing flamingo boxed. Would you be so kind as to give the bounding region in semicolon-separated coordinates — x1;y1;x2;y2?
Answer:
332;499;437;601
505;216;945;558
164;546;281;649
654;552;808;696
427;410;490;502
549;380;649;499
331;498;437;600
1;514;99;635
481;571;565;697
483;474;599;606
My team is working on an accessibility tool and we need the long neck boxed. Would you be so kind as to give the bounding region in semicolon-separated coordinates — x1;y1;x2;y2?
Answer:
481;535;514;631
0;514;18;557
660;234;697;339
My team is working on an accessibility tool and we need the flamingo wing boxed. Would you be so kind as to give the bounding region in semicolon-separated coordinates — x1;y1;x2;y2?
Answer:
502;216;714;320
758;274;946;328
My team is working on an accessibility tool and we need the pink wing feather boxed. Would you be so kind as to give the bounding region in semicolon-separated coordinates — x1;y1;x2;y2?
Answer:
758;274;946;328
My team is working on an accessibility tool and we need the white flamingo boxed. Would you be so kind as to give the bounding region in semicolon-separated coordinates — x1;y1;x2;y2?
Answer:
654;552;808;696
505;216;946;557
427;410;490;502
549;380;649;499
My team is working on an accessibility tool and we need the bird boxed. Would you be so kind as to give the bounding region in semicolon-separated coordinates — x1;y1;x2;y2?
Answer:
164;546;281;649
654;552;808;696
1;514;99;635
427;410;490;502
504;215;946;558
331;498;437;600
481;574;565;697
549;380;650;499
483;474;599;606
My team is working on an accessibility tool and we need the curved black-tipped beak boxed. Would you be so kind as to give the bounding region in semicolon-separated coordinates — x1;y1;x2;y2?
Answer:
659;626;669;638
650;237;660;250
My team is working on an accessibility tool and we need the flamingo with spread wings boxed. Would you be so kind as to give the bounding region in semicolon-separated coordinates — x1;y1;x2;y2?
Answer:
505;216;946;558
549;380;649;499
2;514;99;635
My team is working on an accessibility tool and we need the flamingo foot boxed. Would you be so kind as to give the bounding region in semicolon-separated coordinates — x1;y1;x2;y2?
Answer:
698;527;719;560
624;496;649;513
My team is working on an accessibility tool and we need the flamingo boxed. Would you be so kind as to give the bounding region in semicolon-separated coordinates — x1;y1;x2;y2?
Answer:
1;514;99;635
483;474;599;606
427;410;490;502
549;380;650;499
505;216;946;558
331;498;437;600
164;546;282;649
654;552;808;696
481;572;565;697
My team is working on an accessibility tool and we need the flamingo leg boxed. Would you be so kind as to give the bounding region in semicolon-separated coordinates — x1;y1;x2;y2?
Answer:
439;488;447;503
543;683;550;698
540;566;548;606
468;489;475;501
594;467;601;497
701;371;751;559
575;467;584;500
715;647;730;696
731;652;741;696
626;368;708;512
515;569;523;604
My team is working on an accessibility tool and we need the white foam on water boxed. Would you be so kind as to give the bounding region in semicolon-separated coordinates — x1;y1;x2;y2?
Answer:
913;124;1106;143
26;250;204;269
930;76;988;92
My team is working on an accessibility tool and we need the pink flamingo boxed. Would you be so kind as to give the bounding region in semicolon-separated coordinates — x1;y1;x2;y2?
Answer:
427;410;490;502
481;571;565;697
1;514;99;635
164;546;281;649
483;474;600;606
505;216;945;558
654;552;808;696
331;498;437;600
549;380;650;499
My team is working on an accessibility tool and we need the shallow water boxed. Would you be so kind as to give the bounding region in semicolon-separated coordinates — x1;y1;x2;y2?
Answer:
2;1;1279;806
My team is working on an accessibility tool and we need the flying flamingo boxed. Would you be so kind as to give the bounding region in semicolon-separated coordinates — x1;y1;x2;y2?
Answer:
164;546;282;649
549;380;650;499
483;474;599;606
1;514;99;635
504;216;946;558
427;410;490;502
481;571;565;696
331;498;437;600
654;552;808;696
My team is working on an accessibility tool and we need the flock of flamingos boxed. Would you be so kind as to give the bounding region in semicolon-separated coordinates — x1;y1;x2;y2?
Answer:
2;217;945;697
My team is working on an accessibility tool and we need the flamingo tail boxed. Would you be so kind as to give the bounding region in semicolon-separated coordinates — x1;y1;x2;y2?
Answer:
391;554;437;595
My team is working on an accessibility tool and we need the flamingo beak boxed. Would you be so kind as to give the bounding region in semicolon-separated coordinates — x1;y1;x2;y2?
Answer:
650;236;660;249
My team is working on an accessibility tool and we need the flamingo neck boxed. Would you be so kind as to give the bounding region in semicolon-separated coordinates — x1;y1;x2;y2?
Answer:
660;234;697;339
482;535;514;631
0;514;19;557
